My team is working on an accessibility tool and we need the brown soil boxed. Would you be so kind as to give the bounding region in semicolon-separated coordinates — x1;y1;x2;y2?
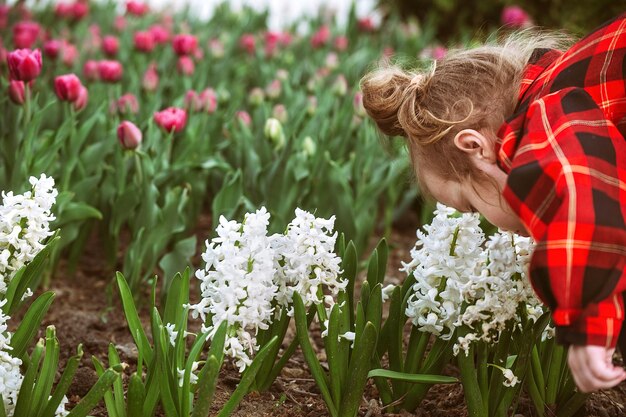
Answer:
31;209;626;417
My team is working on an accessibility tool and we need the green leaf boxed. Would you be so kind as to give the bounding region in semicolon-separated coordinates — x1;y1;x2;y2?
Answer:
41;344;84;417
32;326;60;416
367;369;458;384
116;272;154;364
126;373;145;417
375;239;388;285
191;355;221;417
326;304;343;405
342;241;358;325
11;292;55;359
159;238;196;295
67;368;119;417
13;339;44;417
54;201;103;228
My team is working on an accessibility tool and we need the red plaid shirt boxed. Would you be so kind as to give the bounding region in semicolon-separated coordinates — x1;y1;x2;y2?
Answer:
496;15;626;348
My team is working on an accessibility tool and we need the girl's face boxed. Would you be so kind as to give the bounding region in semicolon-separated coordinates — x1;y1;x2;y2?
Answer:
418;128;529;236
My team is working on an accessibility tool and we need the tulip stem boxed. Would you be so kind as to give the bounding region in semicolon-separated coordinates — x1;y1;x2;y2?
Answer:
23;83;31;129
134;153;144;184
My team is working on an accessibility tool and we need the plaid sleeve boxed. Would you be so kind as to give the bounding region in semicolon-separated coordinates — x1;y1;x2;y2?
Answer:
502;87;626;348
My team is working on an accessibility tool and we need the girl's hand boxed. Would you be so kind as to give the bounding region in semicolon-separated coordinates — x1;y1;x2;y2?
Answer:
568;345;626;393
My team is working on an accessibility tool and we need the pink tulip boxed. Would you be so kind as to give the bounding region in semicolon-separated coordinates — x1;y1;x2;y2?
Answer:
235;111;251;127
13;21;40;49
73;85;88;110
98;60;123;82
61;43;78;67
134;31;155;52
7;48;42;82
154;107;187;133
71;2;89;20
142;63;159;91
311;25;330;48
83;59;99;81
265;79;281;99
177;56;194;76
199;88;217;113
54;73;83;102
115;93;139;114
501;6;532;28
102;35;119;57
126;1;149;16
0;5;9;30
334;36;348;51
8;80;26;105
184;90;201;112
55;2;73;18
149;25;170;44
172;34;197;56
114;15;127;32
43;40;62;60
117;121;142;150
239;34;255;55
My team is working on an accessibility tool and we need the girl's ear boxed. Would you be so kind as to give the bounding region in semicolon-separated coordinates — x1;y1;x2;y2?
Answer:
453;129;497;162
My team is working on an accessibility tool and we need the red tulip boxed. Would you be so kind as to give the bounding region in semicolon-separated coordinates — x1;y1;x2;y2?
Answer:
43;40;62;60
98;60;123;83
177;56;194;76
8;80;25;105
13;21;40;49
149;25;170;44
73;85;88;111
54;73;83;102
172;34;197;56
134;31;155;52
239;34;255;55
117;121;142;150
83;59;99;81
71;2;89;20
7;48;42;82
357;17;377;32
501;6;532;28
142;63;159;91
154;107;187;133
126;1;149;16
311;25;330;48
199;88;217;113
102;35;119;57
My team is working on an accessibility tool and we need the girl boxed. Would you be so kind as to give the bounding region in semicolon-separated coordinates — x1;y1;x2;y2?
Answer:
361;15;626;393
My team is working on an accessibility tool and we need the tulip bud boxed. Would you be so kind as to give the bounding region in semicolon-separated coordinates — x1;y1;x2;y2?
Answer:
117;121;142;150
501;6;532;28
116;93;139;114
0;5;8;30
235;110;251;127
73;85;88;111
332;74;347;96
325;52;339;69
61;43;78;67
357;17;378;32
8;80;25;105
7;48;42;82
248;87;265;106
102;35;119;57
311;25;330;48
12;21;40;49
83;59;99;81
172;34;198;56
114;15;127;32
154;107;187;133
54;73;83;102
43;40;62;60
265;79;281;100
302;136;316;157
142;63;159;92
177;56;194;76
134;31;155;53
239;34;256;55
184;90;201;112
272;104;288;124
199;88;217;113
276;69;289;81
306;95;317;115
71;2;89;20
353;92;366;117
334;36;348;51
150;25;170;44
126;1;149;16
208;38;224;58
98;60;123;83
264;118;285;149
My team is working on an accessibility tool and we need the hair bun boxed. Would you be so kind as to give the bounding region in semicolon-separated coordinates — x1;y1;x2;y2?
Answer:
360;66;427;137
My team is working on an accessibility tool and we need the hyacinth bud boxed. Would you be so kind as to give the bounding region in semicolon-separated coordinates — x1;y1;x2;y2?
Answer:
7;48;42;82
265;79;281;100
208;38;224;58
248;87;265;106
117;121;142;150
172;34;198;56
8;80;25;105
154;107;187;133
73;85;88;111
235;110;251;127
54;73;83;102
134;31;156;53
272;104;288;124
501;6;532;28
142;63;159;92
98;60;123;83
102;35;119;57
184;90;201;112
239;34;256;55
264;118;285;149
83;59;99;81
302;136;316;157
13;21;40;49
332;75;348;96
353;92;366;117
177;56;194;76
43;40;62;60
334;36;348;51
306;95;317;115
199;88;217;113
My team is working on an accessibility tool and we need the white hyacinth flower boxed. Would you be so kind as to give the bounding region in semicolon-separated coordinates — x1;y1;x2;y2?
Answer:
502;368;520;387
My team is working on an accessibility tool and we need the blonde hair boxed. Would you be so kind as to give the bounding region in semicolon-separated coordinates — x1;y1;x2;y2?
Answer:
360;30;572;187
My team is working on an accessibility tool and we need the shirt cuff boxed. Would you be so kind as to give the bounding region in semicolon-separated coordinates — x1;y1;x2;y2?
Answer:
555;316;622;348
